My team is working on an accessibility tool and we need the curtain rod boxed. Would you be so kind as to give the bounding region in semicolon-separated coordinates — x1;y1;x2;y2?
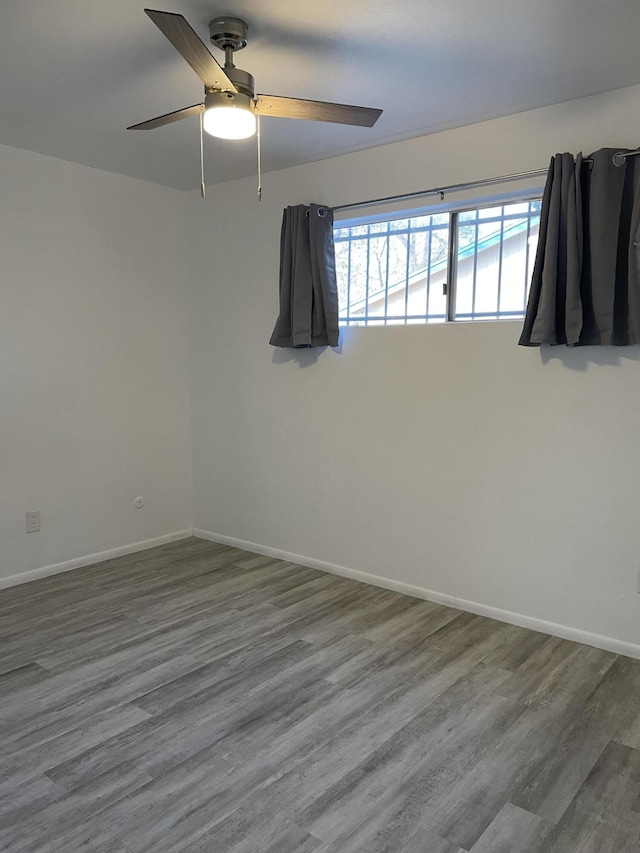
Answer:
328;149;640;214
328;168;548;214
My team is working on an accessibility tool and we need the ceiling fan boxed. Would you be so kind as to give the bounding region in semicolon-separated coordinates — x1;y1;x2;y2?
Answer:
129;9;383;141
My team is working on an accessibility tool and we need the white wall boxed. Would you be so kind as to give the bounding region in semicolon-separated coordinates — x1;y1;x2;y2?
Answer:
0;144;193;582
190;84;640;652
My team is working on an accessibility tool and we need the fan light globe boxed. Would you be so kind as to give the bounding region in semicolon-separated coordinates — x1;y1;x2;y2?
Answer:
203;104;256;140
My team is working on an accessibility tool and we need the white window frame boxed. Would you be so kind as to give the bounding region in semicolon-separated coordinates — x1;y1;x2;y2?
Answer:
333;188;543;327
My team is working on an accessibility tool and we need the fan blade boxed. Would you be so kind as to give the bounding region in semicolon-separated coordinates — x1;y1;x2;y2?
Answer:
144;9;237;92
255;95;382;127
128;103;202;130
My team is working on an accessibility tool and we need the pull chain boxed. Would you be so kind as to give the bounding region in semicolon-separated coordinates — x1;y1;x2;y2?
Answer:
199;106;206;199
256;108;262;201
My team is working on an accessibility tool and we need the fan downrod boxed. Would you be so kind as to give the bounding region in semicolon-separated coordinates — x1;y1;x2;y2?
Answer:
209;17;249;53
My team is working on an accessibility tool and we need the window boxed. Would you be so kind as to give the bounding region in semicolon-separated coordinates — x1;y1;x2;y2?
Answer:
334;196;542;326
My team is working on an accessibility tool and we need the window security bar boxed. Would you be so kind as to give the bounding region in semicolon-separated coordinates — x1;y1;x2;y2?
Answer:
334;198;542;326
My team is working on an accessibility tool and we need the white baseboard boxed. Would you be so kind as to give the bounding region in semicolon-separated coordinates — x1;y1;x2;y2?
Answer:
0;529;193;590
193;528;640;661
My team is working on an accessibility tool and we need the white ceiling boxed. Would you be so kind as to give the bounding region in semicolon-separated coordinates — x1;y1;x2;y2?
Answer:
2;1;640;191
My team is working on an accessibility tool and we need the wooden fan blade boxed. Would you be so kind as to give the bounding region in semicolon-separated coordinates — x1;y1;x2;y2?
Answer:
144;9;237;92
255;95;382;127
127;103;202;130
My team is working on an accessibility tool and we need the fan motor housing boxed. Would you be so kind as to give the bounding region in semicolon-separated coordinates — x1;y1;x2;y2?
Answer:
205;66;254;99
226;66;255;99
204;90;255;114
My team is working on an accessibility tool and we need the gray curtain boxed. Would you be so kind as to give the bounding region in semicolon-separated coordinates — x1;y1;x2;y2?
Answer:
519;148;640;346
269;204;340;348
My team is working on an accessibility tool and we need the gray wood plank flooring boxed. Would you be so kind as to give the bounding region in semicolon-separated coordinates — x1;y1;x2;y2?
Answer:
1;537;639;852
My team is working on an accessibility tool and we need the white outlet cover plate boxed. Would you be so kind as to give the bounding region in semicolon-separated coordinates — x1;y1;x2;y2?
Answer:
26;511;41;532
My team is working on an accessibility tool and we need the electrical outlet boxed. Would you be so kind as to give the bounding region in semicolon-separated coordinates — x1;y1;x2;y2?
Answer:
26;511;41;533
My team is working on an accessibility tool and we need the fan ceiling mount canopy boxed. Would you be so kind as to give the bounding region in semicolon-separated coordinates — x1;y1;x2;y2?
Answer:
128;9;383;140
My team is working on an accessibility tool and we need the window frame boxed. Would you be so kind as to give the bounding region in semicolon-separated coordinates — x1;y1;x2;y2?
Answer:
333;189;543;328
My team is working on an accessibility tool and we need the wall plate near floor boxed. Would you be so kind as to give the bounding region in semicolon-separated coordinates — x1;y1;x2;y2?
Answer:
26;510;41;533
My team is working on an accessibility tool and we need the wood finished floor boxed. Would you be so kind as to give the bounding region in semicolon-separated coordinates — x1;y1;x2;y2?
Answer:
1;538;639;852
